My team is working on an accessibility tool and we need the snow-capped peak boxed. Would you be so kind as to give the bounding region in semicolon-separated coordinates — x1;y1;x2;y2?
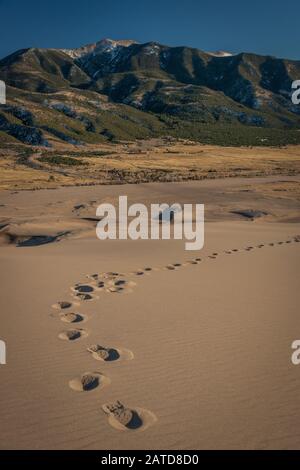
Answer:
61;38;138;59
207;50;234;57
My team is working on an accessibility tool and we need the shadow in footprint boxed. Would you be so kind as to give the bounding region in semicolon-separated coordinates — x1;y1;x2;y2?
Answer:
74;285;94;294
89;346;121;362
61;313;84;324
59;329;87;341
69;372;110;392
53;301;72;310
102;402;143;430
81;374;99;391
126;411;143;430
114;280;126;287
106;349;121;362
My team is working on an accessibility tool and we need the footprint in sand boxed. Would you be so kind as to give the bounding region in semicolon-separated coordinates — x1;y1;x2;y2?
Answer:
165;264;177;271
60;312;86;324
58;328;88;342
102;401;157;432
52;301;75;310
131;270;145;277
73;292;96;301
86;273;136;294
102;272;124;280
106;285;126;293
51;309;86;323
69;372;110;392
87;345;134;362
71;284;95;302
71;284;96;301
88;272;125;282
73;284;95;294
95;281;105;290
87;274;99;281
137;267;155;275
105;279;136;294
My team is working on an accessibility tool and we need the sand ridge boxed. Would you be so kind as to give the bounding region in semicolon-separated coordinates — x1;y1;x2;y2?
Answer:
1;175;300;250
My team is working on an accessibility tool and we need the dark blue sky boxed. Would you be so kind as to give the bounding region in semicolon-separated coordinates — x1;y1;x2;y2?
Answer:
0;0;299;60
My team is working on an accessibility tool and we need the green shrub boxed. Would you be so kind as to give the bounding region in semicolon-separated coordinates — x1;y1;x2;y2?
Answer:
38;155;86;166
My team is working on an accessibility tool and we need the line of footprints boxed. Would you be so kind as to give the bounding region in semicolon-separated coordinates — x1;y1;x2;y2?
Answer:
51;234;300;433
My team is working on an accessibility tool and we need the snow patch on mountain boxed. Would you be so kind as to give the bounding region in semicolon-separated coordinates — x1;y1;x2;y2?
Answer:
61;38;138;59
207;50;234;57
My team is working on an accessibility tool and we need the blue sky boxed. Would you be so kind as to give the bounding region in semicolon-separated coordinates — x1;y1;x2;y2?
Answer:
0;0;299;60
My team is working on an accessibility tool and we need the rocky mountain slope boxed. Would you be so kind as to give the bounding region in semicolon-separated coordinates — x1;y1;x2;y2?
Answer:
1;38;300;147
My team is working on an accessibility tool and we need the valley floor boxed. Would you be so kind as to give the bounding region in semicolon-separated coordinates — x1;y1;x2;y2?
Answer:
0;140;300;190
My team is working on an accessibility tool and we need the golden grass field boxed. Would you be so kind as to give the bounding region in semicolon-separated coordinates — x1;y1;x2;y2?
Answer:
1;139;300;190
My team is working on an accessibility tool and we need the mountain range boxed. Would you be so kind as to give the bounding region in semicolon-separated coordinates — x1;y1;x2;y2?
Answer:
1;38;300;147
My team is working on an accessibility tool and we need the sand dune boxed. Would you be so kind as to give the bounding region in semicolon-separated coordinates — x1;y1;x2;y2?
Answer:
0;176;300;449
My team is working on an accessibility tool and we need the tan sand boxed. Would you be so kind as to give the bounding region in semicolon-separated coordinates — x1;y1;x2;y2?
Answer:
0;176;300;449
